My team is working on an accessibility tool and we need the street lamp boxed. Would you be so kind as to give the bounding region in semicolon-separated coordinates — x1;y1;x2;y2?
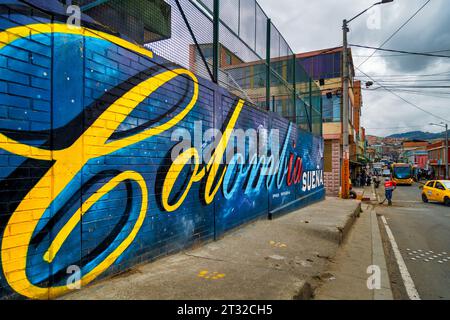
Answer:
430;122;449;180
341;0;394;199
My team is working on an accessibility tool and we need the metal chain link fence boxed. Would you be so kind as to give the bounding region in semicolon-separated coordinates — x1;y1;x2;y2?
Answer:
70;0;323;136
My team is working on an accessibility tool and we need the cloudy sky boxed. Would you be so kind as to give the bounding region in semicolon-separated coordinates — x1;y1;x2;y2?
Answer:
258;0;450;137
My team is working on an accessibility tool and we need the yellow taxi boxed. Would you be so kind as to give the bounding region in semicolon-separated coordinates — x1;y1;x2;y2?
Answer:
421;180;450;206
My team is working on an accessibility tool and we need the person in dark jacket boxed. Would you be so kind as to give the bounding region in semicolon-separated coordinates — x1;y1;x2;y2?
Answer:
360;171;366;188
366;174;372;186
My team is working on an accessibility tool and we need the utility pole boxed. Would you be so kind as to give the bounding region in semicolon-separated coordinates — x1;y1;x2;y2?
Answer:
340;1;394;199
341;19;350;199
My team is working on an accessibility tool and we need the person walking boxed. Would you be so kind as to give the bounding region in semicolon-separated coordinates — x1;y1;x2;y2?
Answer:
366;174;372;187
384;177;397;206
360;171;366;188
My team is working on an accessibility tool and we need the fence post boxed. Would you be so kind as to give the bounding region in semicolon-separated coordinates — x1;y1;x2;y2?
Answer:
266;19;271;112
309;78;313;132
213;0;220;83
320;94;323;136
292;54;297;125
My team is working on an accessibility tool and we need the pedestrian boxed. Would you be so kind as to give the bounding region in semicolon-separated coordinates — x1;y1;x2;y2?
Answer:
384;177;397;206
360;172;366;188
366;174;372;187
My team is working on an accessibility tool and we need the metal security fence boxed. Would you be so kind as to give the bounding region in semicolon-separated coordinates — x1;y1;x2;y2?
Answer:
69;0;322;135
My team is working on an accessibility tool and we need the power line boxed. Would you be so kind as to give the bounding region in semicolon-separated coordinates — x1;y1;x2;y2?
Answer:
351;44;450;58
360;79;450;83
365;85;450;89
382;90;450;96
357;0;432;69
353;49;450;58
356;70;450;78
357;67;450;123
363;87;450;94
363;89;450;100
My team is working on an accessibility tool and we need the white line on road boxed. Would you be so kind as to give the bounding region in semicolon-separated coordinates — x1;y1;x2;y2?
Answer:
393;201;423;204
381;215;421;300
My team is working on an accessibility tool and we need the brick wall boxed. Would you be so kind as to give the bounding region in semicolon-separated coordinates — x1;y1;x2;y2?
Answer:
324;139;341;196
0;5;325;299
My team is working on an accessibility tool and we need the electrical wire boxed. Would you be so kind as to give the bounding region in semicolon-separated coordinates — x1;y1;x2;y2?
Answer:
357;67;450;123
351;44;450;58
356;70;450;78
353;49;450;58
361;79;450;83
363;89;450;100
365;85;450;89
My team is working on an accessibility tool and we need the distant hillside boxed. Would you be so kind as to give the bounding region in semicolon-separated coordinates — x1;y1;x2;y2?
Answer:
387;131;448;140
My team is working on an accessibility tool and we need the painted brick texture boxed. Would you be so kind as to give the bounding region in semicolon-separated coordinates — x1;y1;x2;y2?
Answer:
324;139;341;196
0;7;325;299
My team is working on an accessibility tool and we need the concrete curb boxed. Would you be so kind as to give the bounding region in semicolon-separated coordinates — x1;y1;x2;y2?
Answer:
312;204;394;300
336;201;362;245
298;201;362;300
293;281;314;300
301;200;363;246
62;199;364;301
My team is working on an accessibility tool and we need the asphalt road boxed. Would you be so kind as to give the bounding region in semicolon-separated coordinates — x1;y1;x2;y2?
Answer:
376;183;450;300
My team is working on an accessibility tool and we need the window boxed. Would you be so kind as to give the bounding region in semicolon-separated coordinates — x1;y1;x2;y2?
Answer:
202;47;213;60
426;181;435;188
324;140;333;172
225;52;232;65
435;182;445;191
322;95;340;123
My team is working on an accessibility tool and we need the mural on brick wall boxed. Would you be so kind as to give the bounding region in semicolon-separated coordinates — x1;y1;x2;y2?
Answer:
0;11;324;299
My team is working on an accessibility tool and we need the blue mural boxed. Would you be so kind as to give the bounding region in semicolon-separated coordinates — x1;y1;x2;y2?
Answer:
0;6;324;299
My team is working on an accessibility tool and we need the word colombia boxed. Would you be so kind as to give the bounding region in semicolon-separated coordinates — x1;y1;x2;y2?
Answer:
161;101;325;213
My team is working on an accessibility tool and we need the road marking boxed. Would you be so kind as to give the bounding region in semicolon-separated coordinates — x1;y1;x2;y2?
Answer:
198;270;226;280
381;216;421;300
394;200;423;203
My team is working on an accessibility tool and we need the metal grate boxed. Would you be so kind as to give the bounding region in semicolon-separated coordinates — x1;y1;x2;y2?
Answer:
75;0;171;45
56;0;322;135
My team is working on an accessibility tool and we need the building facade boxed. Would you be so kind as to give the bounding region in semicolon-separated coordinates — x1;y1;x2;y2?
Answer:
297;47;365;196
0;0;327;299
427;141;450;179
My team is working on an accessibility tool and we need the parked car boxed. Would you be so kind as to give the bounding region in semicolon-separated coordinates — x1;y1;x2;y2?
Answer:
421;180;450;206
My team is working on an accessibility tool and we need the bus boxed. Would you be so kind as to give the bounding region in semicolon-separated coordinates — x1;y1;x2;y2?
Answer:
391;163;414;185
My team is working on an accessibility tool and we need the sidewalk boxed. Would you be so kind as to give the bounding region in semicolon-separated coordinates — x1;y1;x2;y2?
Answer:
314;203;393;300
353;185;378;202
63;198;361;300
